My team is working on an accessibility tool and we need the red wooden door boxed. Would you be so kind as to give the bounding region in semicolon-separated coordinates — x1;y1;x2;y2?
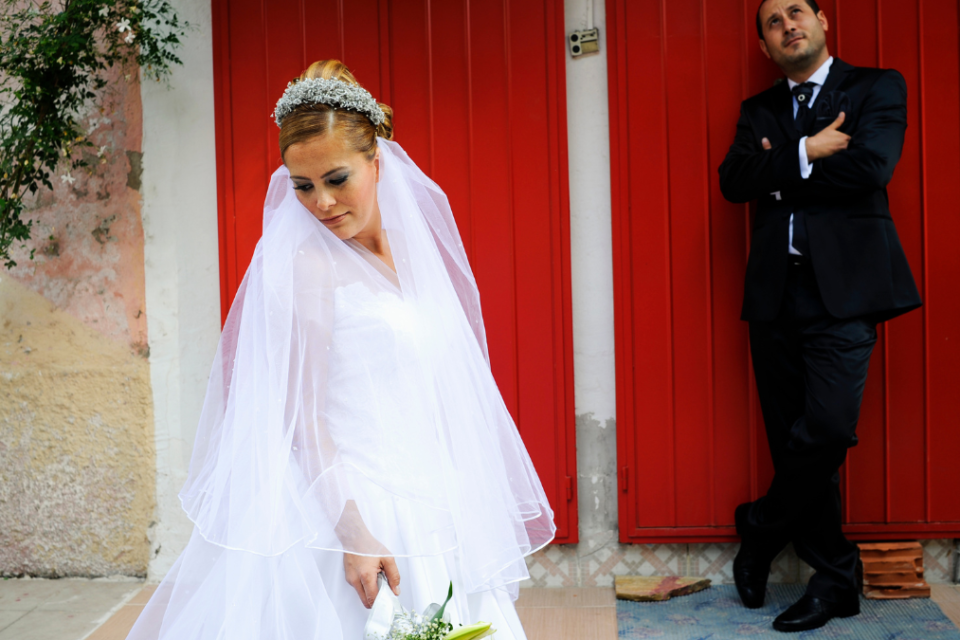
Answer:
607;0;960;543
211;0;578;542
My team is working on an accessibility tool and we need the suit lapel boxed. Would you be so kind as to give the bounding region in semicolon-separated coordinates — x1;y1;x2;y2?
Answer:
773;81;799;141
772;58;854;141
819;57;853;96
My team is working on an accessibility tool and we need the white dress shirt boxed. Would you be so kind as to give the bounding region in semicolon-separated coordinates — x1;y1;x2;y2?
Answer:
785;56;834;255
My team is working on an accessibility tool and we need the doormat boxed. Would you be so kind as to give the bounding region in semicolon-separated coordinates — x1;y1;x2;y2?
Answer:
617;584;960;639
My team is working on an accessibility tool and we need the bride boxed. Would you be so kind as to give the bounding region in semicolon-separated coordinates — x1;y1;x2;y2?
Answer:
125;60;555;640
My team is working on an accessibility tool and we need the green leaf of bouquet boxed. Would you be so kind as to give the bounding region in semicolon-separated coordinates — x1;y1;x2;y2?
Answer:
431;581;454;623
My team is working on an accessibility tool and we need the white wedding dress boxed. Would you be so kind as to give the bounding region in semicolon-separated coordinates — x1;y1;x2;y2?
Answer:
126;141;552;640
311;277;529;637
129;281;526;639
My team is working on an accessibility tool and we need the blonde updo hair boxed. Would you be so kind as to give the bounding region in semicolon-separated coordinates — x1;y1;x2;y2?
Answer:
278;60;394;160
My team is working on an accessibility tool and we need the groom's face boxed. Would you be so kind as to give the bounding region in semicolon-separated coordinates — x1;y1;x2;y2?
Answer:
758;1;829;71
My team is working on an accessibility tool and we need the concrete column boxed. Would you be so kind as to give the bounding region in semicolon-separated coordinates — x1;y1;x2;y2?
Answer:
564;0;619;553
140;0;221;579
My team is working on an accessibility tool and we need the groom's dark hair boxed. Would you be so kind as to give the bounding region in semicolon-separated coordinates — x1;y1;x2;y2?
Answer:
756;0;822;40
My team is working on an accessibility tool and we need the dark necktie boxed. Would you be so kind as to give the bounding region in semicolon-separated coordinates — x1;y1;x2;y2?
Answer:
790;82;816;255
792;82;816;133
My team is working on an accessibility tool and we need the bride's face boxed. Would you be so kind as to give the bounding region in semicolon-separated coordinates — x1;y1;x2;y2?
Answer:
284;132;381;242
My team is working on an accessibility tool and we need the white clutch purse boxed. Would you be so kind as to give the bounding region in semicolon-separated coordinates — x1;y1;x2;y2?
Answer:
364;573;404;640
363;573;454;640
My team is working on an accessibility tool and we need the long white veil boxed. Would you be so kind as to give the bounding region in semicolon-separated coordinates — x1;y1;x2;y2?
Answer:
148;138;553;636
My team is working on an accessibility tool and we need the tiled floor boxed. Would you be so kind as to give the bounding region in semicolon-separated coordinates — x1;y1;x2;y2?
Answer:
1;580;958;640
520;585;960;638
936;584;960;630
79;585;620;640
0;578;142;640
516;588;617;640
85;585;156;640
525;539;957;589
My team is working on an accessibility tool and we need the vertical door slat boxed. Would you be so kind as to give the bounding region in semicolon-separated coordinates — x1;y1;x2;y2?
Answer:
609;0;960;542
212;0;578;543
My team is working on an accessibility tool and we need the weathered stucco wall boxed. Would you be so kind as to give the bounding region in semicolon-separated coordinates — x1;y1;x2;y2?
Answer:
0;278;154;576
0;67;155;577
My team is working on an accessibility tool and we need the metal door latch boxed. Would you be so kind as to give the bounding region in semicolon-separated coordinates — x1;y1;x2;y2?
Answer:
569;28;599;58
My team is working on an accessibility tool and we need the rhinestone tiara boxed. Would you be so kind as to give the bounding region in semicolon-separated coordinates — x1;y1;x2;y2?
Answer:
273;77;385;128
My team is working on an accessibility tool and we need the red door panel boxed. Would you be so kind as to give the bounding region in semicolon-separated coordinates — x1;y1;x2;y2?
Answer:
607;0;960;542
211;0;578;542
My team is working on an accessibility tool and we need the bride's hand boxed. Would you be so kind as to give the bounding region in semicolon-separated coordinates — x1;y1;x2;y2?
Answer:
344;553;401;609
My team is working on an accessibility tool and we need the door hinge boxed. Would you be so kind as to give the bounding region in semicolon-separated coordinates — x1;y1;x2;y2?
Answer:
565;476;574;502
620;466;629;492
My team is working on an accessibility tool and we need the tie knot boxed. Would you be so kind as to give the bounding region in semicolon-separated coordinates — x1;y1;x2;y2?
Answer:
792;82;816;105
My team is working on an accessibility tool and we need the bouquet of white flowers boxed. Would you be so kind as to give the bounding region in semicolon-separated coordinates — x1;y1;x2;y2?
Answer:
365;576;496;640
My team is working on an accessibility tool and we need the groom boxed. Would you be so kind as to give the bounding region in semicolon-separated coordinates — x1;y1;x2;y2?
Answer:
719;0;921;633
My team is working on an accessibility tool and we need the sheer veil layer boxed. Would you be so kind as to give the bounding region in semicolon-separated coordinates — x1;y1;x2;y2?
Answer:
129;139;555;640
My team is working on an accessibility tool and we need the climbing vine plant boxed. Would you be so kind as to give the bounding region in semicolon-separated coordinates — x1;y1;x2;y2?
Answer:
0;0;186;268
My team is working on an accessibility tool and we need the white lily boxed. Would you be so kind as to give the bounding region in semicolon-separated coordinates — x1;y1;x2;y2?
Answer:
60;174;76;185
98;7;109;17
116;18;131;32
125;31;135;43
443;623;495;640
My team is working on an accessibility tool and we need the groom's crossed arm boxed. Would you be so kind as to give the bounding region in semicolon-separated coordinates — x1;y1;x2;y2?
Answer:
718;70;907;205
718;102;805;204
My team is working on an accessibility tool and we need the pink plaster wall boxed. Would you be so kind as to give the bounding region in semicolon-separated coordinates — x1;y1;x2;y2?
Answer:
7;65;148;353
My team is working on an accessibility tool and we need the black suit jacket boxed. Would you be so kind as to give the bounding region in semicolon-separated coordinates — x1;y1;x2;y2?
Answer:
719;58;921;322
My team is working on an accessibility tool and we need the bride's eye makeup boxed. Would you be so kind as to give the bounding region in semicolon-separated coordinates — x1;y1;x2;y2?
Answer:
328;174;348;186
293;182;313;192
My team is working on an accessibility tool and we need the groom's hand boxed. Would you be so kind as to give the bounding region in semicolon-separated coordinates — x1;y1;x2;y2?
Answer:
804;112;851;161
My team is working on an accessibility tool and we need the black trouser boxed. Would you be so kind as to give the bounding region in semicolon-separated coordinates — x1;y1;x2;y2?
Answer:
744;255;877;603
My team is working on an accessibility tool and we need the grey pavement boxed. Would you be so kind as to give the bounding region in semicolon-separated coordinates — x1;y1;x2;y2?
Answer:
0;578;142;640
0;578;956;640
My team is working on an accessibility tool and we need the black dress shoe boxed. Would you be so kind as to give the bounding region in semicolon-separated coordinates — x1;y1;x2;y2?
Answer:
772;593;860;632
733;504;770;609
733;542;770;609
